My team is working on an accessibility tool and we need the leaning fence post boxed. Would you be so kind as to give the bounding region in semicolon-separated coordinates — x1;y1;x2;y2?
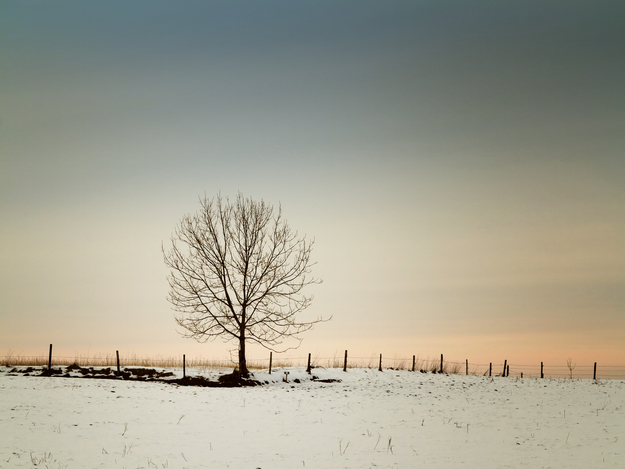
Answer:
306;353;311;374
440;354;443;374
48;344;53;370
343;350;347;372
502;360;507;377
269;352;272;375
116;350;121;373
183;354;186;379
507;364;510;377
593;362;597;380
378;354;382;372
412;355;416;372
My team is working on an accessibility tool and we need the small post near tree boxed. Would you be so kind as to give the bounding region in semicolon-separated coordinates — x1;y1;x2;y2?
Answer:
163;193;326;379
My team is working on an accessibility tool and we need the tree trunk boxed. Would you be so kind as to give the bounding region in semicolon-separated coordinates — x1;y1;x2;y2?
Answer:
238;333;249;378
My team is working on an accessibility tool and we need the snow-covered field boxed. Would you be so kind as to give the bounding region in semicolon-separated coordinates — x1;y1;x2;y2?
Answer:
1;367;623;468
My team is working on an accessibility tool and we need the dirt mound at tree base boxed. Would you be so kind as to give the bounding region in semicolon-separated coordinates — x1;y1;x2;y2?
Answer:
169;370;261;387
218;370;262;386
173;373;261;387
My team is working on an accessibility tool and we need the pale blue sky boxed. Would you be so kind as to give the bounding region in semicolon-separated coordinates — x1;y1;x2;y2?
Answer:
1;1;624;366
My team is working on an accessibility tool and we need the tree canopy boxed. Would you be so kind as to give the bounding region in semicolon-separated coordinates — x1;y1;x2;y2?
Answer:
163;193;324;377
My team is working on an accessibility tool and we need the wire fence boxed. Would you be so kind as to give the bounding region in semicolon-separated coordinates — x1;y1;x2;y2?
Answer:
3;348;625;380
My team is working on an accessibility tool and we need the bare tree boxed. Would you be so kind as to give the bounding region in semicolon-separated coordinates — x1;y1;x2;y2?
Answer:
163;193;324;378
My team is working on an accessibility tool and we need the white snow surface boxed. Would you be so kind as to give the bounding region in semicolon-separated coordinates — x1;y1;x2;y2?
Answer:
1;366;624;468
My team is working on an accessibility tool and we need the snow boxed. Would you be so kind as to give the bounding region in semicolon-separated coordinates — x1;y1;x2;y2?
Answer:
1;366;624;468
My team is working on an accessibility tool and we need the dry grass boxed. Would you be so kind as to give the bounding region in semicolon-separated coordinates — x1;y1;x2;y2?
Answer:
1;352;442;372
2;353;243;370
6;352;617;378
1;353;419;372
0;352;483;377
0;348;481;376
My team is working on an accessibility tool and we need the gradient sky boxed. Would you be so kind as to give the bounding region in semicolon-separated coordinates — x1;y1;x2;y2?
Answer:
1;1;624;367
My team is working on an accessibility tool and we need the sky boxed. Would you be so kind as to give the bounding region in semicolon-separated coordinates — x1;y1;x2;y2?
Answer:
1;1;624;368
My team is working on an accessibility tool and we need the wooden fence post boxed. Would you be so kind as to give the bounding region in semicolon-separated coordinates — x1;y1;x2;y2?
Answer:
466;359;468;376
541;362;544;379
593;362;597;380
48;344;53;370
502;360;507;377
269;352;272;375
306;353;311;374
116;350;121;373
343;350;347;372
506;364;509;377
378;354;382;372
440;354;443;374
412;355;416;372
489;363;492;377
183;354;186;379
